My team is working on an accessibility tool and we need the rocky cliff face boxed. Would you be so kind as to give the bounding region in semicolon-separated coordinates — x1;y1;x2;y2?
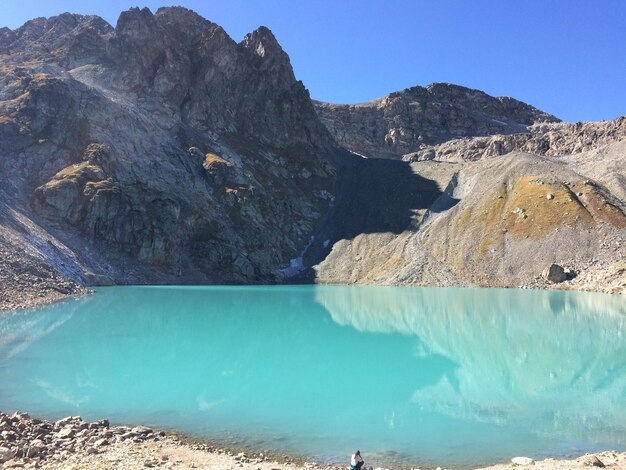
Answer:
1;7;625;302
0;7;337;287
402;117;626;163
314;83;559;158
309;118;626;294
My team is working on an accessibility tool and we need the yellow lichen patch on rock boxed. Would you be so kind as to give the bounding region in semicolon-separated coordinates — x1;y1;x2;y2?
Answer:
478;185;508;256
48;162;106;187
504;176;594;238
579;186;626;229
84;178;115;198
203;152;235;187
203;152;232;169
449;184;508;262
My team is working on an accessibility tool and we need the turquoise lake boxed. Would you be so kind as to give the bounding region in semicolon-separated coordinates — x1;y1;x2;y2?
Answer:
1;285;625;468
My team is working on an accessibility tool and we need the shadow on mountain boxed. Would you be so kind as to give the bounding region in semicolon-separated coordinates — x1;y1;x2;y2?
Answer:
296;151;459;281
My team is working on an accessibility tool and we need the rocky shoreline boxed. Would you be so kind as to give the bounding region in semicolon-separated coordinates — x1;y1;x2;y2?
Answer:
0;241;89;313
0;290;89;313
0;273;624;316
1;411;625;470
0;411;313;470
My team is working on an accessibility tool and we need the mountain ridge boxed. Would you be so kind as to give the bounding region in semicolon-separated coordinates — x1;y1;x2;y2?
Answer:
0;6;338;291
0;7;625;310
313;82;560;159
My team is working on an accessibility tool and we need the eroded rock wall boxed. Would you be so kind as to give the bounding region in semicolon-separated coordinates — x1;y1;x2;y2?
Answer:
0;7;337;285
313;83;559;158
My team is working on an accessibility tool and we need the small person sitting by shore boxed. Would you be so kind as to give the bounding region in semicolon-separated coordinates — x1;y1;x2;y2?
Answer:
351;450;365;470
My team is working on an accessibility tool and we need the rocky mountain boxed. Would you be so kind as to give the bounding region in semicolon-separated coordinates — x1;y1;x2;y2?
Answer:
313;83;559;159
0;7;337;293
402;117;626;163
306;117;626;293
1;7;625;309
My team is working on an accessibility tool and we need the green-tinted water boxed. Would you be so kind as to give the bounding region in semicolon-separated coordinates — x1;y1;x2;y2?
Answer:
1;285;625;468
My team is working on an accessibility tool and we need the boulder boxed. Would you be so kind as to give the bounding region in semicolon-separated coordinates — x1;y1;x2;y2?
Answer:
56;426;75;439
542;264;567;283
55;416;75;427
511;456;534;466
0;446;16;463
586;456;606;467
131;426;152;435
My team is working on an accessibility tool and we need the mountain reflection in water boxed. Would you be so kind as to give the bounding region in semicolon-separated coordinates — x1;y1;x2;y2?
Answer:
316;286;626;442
0;285;625;468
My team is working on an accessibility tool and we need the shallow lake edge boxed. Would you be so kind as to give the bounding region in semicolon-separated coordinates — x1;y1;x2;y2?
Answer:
1;410;625;470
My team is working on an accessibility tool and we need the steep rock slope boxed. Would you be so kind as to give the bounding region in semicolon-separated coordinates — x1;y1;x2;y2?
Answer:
311;118;626;294
1;7;624;301
314;83;559;158
403;117;626;162
0;7;337;288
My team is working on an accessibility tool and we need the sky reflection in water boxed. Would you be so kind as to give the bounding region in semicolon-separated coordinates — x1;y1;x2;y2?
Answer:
0;285;625;468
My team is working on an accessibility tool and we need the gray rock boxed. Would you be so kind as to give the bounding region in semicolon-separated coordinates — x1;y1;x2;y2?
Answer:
54;417;75;428
585;456;606;467
93;438;109;448
542;264;569;283
131;426;152;435
511;456;534;466
25;445;42;458
0;446;16;462
314;83;558;158
56;427;75;439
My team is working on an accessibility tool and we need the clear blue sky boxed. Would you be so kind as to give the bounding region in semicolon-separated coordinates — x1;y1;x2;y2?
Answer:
1;1;625;122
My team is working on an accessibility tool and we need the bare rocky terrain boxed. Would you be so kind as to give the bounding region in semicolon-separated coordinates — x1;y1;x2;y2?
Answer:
0;7;624;307
313;84;559;159
1;8;625;470
0;7;338;304
304;120;626;295
0;199;87;310
2;411;625;470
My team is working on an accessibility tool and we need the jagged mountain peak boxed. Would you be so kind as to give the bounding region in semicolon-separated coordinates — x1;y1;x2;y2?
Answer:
241;26;281;57
7;12;112;41
155;6;216;28
114;7;154;31
0;7;338;286
0;12;113;65
240;25;294;79
314;82;560;157
0;26;17;46
114;6;217;39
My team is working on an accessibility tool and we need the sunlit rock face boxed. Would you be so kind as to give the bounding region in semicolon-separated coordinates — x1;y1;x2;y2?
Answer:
313;83;559;159
1;7;625;293
316;285;626;441
0;7;337;284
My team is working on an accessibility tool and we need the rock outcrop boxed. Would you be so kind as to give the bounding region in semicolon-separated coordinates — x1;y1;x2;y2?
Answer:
402;116;626;162
314;83;559;158
308;120;626;294
0;7;337;287
0;7;625;300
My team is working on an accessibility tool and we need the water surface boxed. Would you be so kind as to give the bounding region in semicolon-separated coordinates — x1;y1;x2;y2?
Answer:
1;285;625;468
